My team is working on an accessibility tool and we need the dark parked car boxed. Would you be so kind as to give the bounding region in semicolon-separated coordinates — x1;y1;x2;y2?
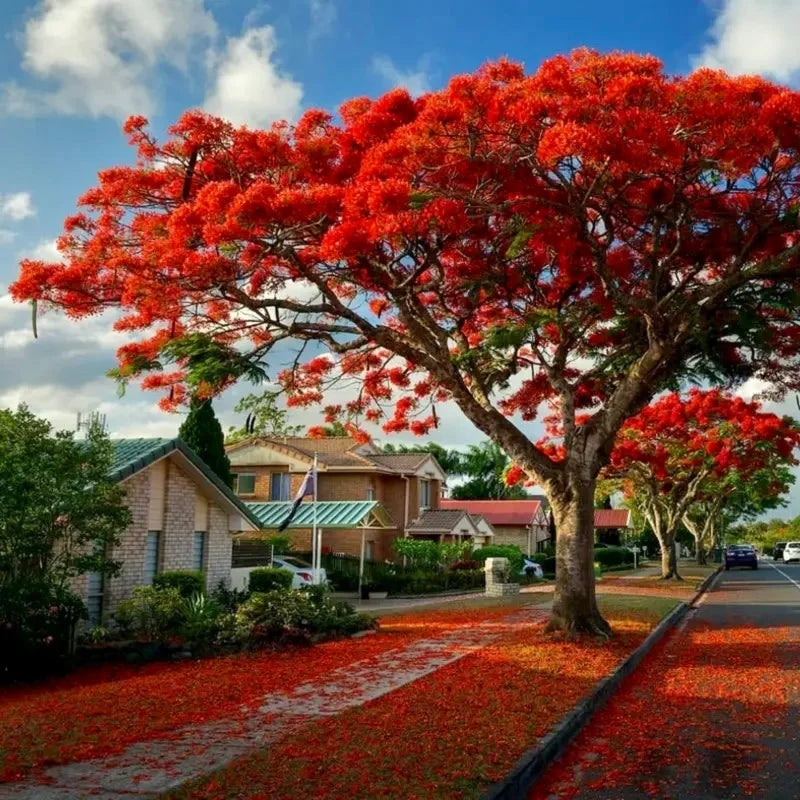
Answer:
725;544;758;570
774;542;787;561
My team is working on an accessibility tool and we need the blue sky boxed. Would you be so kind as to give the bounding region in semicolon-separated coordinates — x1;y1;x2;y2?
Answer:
2;0;800;514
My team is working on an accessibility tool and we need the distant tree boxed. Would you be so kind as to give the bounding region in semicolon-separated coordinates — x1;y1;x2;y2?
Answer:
450;441;529;500
607;390;800;579
225;391;303;444
307;421;350;438
179;397;232;487
381;441;465;476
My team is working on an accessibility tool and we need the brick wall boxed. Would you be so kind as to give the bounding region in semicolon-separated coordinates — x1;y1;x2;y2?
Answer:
206;503;232;591
106;469;151;611
491;525;530;549
76;456;234;618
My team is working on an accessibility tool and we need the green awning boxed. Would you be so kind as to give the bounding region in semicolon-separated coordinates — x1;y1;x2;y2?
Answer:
246;500;394;530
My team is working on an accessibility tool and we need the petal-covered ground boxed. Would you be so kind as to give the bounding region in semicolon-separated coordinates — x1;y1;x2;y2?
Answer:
530;569;800;799
0;596;546;783
162;594;679;800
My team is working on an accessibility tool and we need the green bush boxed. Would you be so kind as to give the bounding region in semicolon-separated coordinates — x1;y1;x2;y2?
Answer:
473;545;525;575
180;592;223;650
210;581;249;612
234;587;375;645
0;580;86;681
384;568;484;595
154;570;205;597
593;546;633;569
115;586;184;642
249;567;293;592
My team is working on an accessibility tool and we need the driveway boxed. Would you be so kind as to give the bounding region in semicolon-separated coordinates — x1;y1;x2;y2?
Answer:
531;560;800;799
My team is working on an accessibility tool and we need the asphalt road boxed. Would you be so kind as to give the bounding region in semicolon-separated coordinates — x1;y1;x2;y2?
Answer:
531;561;800;800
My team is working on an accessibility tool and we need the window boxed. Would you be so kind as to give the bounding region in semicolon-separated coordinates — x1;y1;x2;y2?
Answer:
419;479;431;511
86;570;105;626
193;531;207;571
234;473;256;495
144;530;160;584
270;472;291;501
366;486;375;501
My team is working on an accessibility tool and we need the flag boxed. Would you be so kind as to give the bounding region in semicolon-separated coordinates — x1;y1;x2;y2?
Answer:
278;465;316;531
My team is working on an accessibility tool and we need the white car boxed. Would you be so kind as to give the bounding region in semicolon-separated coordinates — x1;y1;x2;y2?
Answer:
782;542;800;563
272;556;329;588
521;559;544;579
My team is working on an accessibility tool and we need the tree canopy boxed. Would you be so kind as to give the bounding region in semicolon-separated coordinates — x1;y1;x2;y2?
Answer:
14;50;800;634
606;389;799;577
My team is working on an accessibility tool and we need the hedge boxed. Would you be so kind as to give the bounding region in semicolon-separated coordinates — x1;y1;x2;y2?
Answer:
249;567;294;593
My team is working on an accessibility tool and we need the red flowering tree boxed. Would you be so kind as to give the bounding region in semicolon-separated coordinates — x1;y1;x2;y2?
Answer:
607;390;800;578
12;51;800;634
683;458;796;564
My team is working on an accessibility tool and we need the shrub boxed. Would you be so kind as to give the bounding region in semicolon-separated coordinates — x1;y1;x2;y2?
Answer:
210;581;249;612
593;546;633;569
180;592;223;650
473;545;525;575
450;559;480;571
234;587;375;645
154;570;205;597
114;586;184;642
327;568;359;592
249;567;293;593
0;580;85;682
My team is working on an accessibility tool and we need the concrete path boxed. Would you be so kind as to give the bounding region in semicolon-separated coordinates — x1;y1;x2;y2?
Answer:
0;603;549;800
531;561;800;799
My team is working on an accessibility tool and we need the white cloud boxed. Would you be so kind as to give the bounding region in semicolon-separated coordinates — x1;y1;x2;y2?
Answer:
24;238;61;262
204;26;303;127
1;192;35;221
372;55;432;97
309;0;337;42
692;0;800;82
2;0;217;119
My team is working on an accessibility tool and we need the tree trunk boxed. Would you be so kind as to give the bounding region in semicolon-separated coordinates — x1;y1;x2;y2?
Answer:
546;476;611;638
657;533;682;580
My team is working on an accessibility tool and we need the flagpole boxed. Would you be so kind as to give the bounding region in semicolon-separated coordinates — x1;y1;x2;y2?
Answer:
312;452;319;585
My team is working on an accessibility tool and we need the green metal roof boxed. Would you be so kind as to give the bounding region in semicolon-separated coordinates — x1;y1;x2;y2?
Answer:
109;438;261;529
246;500;394;530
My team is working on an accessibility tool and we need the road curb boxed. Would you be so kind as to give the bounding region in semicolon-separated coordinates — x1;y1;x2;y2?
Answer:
480;566;722;800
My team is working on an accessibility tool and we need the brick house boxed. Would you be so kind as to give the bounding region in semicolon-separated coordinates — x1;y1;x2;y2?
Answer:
440;498;551;554
226;436;447;561
406;509;495;545
74;438;259;624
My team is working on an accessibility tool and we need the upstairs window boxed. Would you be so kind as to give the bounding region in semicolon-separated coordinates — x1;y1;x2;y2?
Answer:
420;479;431;511
270;472;291;501
234;473;256;495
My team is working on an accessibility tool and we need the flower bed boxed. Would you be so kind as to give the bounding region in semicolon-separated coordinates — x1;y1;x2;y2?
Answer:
164;595;679;800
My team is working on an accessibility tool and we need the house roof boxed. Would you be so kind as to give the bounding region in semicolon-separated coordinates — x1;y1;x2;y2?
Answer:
246;500;394;530
227;435;446;478
407;508;482;536
365;452;430;471
440;499;546;526
594;509;631;528
109;438;261;529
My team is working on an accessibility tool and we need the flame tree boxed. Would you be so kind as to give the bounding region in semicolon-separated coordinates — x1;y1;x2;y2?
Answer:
608;390;800;578
13;51;800;634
